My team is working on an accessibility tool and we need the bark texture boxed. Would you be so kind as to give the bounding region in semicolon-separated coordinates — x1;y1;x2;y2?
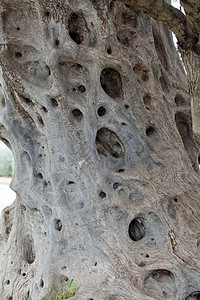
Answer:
117;0;200;146
0;1;200;299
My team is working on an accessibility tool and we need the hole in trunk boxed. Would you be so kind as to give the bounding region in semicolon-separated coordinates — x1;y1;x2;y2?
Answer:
117;168;125;172
68;181;75;185
68;13;88;44
97;106;106;116
107;45;112;54
15;52;22;58
129;218;145;241
55;39;60;46
40;279;44;288
72;109;83;121
20;95;34;106
99;191;106;198
185;292;200;299
113;183;119;190
175;112;189;143
54;219;62;231
100;68;123;99
146;126;155;137
144;269;176;299
175;94;186;106
96;128;124;158
51;98;58;107
24;235;36;264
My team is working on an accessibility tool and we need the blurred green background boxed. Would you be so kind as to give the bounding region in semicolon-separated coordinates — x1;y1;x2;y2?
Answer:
0;142;14;176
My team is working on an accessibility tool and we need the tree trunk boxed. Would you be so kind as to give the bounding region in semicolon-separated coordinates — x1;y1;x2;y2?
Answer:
0;1;200;299
180;48;200;148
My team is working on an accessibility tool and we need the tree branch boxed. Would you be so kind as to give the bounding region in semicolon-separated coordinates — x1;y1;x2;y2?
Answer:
118;0;187;42
180;0;200;34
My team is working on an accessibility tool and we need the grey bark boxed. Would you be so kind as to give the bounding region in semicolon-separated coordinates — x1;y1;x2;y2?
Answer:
0;0;200;299
117;0;200;147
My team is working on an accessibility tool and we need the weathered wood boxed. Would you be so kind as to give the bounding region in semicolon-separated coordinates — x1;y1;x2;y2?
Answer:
0;1;199;299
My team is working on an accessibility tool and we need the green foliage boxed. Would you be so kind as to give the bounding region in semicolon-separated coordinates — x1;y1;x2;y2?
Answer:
24;278;78;300
0;148;14;176
42;279;79;300
24;292;31;300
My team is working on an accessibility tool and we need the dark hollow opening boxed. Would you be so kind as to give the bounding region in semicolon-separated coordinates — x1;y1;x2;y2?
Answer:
19;94;34;106
68;13;87;44
54;219;62;231
72;109;83;121
185;292;200;300
96;128;124;158
15;52;22;58
107;45;112;54
113;183;119;190
68;181;75;185
175;94;186;106
51;98;58;107
40;279;44;288
78;85;85;93
99;191;106;198
100;68;123;99
117;168;125;172
146;126;155;137
55;39;60;46
37;173;43;179
129;218;145;241
42;106;48;113
97;106;106;116
175;112;189;145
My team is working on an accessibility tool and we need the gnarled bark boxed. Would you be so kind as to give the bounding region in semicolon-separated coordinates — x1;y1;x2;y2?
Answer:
0;1;200;299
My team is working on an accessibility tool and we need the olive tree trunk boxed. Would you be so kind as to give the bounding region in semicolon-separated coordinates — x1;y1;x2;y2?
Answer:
0;1;200;299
